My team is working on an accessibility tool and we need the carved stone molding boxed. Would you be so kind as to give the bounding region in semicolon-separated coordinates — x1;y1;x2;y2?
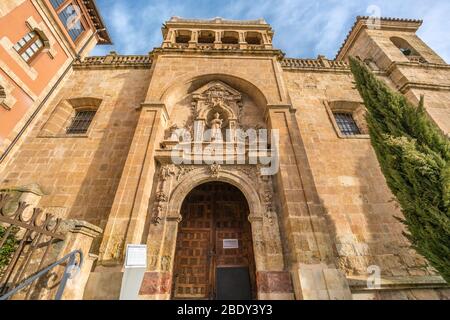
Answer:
151;163;279;229
209;164;221;178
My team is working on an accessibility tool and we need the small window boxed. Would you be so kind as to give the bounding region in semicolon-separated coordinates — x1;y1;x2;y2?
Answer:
175;30;191;44
333;113;361;136
0;86;5;101
0;85;6;109
58;4;86;41
50;0;66;9
66;110;96;134
198;31;215;44
390;37;426;63
222;31;239;44
50;0;87;42
246;32;262;45
14;31;44;63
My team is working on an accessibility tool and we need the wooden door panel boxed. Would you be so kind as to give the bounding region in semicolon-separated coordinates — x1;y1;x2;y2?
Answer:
172;182;255;300
173;229;210;299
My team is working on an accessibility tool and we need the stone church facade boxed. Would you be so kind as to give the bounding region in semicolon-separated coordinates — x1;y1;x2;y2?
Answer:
1;16;449;300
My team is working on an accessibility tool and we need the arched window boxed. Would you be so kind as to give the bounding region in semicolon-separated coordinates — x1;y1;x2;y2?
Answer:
222;31;239;44
198;30;215;44
13;31;45;63
66;109;96;134
175;30;191;44
50;0;87;42
390;37;426;63
326;101;368;138
39;97;102;137
245;32;262;45
333;113;361;136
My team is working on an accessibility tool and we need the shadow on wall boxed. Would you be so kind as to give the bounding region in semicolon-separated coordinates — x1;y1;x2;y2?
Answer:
67;70;153;253
323;144;443;299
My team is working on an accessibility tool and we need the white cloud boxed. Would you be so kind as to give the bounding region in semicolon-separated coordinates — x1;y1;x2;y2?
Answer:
90;0;450;62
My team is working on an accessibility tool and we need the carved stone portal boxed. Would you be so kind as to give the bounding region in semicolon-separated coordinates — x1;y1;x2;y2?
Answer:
145;163;288;298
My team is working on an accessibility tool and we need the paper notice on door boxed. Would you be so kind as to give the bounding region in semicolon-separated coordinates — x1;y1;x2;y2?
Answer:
223;239;239;249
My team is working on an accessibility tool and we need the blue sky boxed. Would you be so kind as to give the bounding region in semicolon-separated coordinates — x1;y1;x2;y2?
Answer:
90;0;450;62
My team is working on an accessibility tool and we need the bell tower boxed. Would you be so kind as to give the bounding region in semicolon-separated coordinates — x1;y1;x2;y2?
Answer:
337;16;450;134
336;17;446;69
161;16;274;50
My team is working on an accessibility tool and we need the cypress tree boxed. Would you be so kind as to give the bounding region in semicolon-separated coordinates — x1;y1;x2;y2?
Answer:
349;56;450;282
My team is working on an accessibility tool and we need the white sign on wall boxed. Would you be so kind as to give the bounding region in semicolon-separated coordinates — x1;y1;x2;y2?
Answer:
223;239;239;249
120;244;147;300
125;245;147;268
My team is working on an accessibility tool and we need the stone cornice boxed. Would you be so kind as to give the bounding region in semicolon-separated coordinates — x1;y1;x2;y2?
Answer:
139;101;170;120
382;61;450;92
82;0;112;44
348;275;448;291
151;46;284;59
165;16;271;29
281;57;350;72
336;16;423;60
386;60;450;74
62;219;103;238
73;54;152;69
398;82;450;94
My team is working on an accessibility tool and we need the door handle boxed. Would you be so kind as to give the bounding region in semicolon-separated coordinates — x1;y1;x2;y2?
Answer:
208;250;216;258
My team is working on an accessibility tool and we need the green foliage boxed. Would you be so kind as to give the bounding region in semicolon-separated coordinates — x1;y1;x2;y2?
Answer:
349;57;450;282
0;225;19;271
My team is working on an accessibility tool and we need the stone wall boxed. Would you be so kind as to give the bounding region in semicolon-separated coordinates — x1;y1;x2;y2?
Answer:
0;34;448;299
0;67;152;230
283;68;439;280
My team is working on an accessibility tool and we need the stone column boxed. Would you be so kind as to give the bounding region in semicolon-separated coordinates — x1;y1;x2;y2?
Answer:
262;33;273;49
189;30;198;48
58;220;103;300
99;102;168;265
249;196;294;300
239;31;247;50
162;30;175;48
214;31;222;49
248;215;266;272
266;105;352;300
140;216;180;300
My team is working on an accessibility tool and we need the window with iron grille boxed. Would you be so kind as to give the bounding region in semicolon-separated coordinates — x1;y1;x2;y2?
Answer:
66;110;96;134
333;113;361;136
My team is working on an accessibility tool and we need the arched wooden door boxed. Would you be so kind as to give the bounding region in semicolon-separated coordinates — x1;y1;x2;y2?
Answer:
172;182;256;300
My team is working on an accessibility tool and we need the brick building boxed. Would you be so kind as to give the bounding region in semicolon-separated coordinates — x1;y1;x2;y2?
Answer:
0;13;449;300
0;0;111;156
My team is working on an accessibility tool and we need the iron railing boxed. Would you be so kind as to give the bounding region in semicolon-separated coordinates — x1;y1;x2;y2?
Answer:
0;250;83;300
0;193;81;300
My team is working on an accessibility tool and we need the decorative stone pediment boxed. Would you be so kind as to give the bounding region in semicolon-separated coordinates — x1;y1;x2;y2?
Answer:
193;81;241;101
192;81;242;122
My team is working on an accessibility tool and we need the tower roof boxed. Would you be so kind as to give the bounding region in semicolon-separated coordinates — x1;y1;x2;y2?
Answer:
336;16;423;60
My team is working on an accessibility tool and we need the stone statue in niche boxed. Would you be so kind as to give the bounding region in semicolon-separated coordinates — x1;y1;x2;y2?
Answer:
209;112;223;142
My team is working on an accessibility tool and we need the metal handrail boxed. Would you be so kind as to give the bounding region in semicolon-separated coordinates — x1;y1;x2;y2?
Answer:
0;250;83;301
